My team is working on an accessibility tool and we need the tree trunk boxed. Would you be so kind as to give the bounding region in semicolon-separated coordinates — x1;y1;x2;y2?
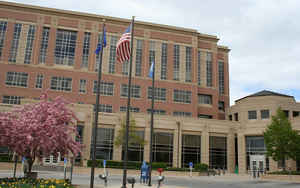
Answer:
27;157;34;173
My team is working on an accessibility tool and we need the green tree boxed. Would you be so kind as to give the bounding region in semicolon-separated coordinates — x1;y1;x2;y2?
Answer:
114;117;145;147
264;108;300;170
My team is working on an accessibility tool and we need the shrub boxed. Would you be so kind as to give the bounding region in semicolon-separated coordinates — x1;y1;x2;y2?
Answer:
194;163;208;172
268;171;300;175
151;162;167;170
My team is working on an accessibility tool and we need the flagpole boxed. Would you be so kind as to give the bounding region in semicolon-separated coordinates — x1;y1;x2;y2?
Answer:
148;61;155;186
122;16;135;188
90;19;106;188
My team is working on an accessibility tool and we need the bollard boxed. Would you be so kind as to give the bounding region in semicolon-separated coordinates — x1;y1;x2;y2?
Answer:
127;177;136;188
99;174;108;187
157;176;164;188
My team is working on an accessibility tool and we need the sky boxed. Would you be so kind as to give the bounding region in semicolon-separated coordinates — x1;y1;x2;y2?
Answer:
5;0;300;105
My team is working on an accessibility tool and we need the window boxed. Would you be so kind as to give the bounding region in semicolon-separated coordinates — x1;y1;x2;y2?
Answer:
173;44;180;81
173;111;192;117
135;39;143;76
50;76;72;92
93;81;114;96
293;111;300;117
185;46;192;82
246;136;268;170
198;94;212;105
234;113;239;121
90;128;114;160
76;124;84;144
218;101;225;111
5;72;28;87
261;110;269;119
122;61;129;75
181;135;201;168
147;87;166;101
218;61;224;94
173;89;191;103
79;79;87;93
278;159;286;169
2;96;23;105
198;114;212;119
248;110;257;120
9;23;22;62
206;52;213;87
24;25;36;64
121;84;140;98
0;21;7;58
122;131;145;162
94;104;112;113
38;27;50;64
283;110;289;118
81;32;91;68
197;51;201;85
147;109;166;115
120;106;140;113
54;29;77;66
108;36;117;73
209;136;227;169
161;43;168;80
149;41;155;67
35;74;44;89
152;132;174;166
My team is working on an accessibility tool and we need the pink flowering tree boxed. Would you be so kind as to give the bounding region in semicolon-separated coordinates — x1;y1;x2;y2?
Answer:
0;93;82;173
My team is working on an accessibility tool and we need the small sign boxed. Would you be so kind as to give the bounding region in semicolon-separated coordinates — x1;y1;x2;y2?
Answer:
103;160;106;168
189;162;193;168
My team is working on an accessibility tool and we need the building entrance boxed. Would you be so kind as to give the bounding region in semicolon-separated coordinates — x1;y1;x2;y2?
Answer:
43;154;60;165
250;155;265;172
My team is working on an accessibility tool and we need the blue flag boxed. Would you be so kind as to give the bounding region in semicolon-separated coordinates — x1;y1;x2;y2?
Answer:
95;27;107;55
148;61;154;78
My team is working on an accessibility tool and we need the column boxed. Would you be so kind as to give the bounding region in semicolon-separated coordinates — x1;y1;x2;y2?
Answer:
227;131;235;173
201;126;209;165
144;125;151;163
83;108;94;167
112;116;122;161
172;121;181;168
237;132;246;173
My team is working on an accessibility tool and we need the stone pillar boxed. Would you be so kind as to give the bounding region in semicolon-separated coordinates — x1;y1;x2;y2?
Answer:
144;121;151;163
227;130;235;173
83;110;94;167
172;121;181;168
269;158;277;172
288;159;297;171
237;131;246;173
172;121;182;168
112;117;122;161
201;126;209;165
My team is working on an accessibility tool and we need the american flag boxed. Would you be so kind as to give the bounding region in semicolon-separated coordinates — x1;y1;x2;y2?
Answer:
116;24;131;63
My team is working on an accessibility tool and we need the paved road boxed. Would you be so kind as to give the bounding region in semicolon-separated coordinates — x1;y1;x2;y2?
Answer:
1;170;300;188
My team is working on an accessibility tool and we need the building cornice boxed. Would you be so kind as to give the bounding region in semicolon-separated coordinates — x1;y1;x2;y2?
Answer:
0;1;220;40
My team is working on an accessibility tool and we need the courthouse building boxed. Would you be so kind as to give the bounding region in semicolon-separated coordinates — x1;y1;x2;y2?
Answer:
0;1;299;173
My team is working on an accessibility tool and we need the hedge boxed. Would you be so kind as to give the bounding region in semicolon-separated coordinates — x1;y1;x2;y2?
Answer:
268;171;300;175
194;163;209;172
87;160;209;172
